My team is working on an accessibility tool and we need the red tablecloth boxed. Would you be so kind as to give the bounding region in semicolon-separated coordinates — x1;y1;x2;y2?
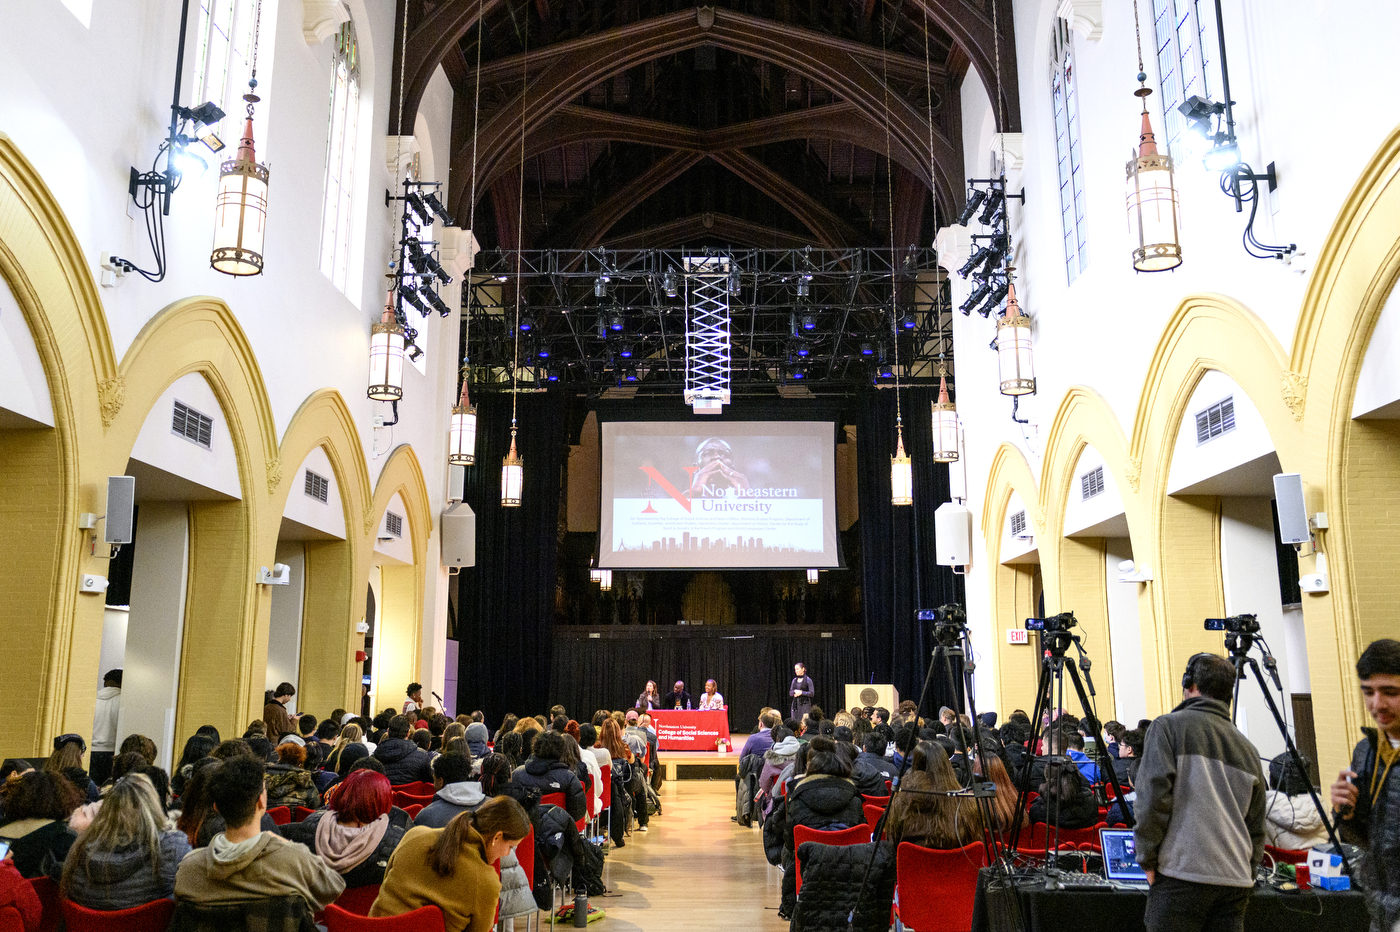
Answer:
647;709;731;750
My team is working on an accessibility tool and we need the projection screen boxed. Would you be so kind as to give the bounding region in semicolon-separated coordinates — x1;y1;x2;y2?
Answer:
598;421;840;569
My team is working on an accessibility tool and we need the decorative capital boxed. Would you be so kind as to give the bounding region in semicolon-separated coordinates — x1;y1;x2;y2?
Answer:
989;133;1026;172
1123;456;1142;494
1032;507;1047;533
363;507;377;535
302;0;350;45
1281;371;1308;421
934;224;974;270
696;6;715;29
385;135;420;178
1056;0;1104;42
439;227;480;277
98;377;125;428
266;457;283;494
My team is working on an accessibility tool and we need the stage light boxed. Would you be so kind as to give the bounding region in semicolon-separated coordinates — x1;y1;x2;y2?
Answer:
796;278;809;298
860;342;875;356
518;316;534;333
789;364;807;380
663;269;678;297
420;286;450;316
974;280;1009;318
172;146;209;177
800;313;816;331
901;309;917;330
728;266;741;296
398;283;429;316
1202;143;1240;173
956;188;987;226
422;191;455;225
959;281;991;315
546;366;560;382
609;312;625;332
408;241;452;284
957;245;991;278
537;344;551;359
978;190;1005;226
623;366;639;382
404;192;433;227
619;342;634;359
794;341;810;358
595;275;609;297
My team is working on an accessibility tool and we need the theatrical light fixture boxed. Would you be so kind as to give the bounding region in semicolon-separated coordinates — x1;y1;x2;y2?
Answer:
796;278;810;298
663;269;678;298
608;312;625;332
595;316;608;339
182;100;227;153
876;362;894;380
545;366;560;382
1202;144;1241;173
619;342;634;359
518;316;534;333
974;280;1009;318
800;312;816;331
594;275;609;298
890;424;913;506
500;428;523;507
367;296;407;401
956;188;987;226
623;366;639;383
421;191;455;225
210;80;269;276
448;361;477;466
404;192;433;227
996;279;1035;396
728;266;741;296
408;241;452;284
398;284;429;316
957;245;991;278
806;569;819;584
789;364;807;380
1126;76;1183;272
930;366;959;463
959;280;991;315
793;341;810;358
977;190;1005;226
537;344;551;359
860;342;875;356
900;309;917;331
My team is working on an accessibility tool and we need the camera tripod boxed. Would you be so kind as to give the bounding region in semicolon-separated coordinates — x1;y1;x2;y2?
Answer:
1011;613;1133;864
1219;622;1354;877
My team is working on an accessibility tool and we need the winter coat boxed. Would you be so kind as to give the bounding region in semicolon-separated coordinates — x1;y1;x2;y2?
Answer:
263;700;294;741
854;752;895;792
280;807;411;888
464;723;490;758
414;781;486;829
758;737;801;799
327;741;369;777
1262;790;1327;850
173;831;344;910
1111;756;1139;788
370;825;500;932
1028;781;1100;829
850;758;889;798
264;765;321;811
774;774;866;916
496;849;535;919
92;686;121;753
373;737;435;785
55;829;191;910
510;758;586;821
1338;728;1399;932
194;812;279;849
1134;696;1266;888
791;840;895;932
0;819;76;879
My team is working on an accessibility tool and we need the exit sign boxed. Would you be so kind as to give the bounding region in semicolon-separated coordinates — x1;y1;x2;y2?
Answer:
1007;629;1030;645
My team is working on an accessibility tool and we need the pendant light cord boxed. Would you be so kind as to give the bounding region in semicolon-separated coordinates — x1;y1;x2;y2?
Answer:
510;5;529;432
461;0;486;403
390;0;409;271
922;8;947;357
879;5;902;431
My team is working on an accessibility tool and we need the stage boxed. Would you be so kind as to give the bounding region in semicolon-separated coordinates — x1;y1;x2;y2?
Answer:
658;733;752;780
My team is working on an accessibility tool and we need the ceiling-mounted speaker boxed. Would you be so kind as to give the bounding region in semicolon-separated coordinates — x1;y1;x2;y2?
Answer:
934;502;972;567
441;502;476;568
1273;473;1309;545
105;476;136;544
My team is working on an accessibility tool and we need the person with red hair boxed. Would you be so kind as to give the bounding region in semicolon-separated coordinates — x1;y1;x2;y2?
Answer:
279;770;411;888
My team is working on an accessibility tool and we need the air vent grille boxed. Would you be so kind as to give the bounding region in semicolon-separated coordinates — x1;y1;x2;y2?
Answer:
385;512;403;538
1010;510;1027;536
1081;465;1105;500
304;470;329;503
1195;397;1236;444
172;401;213;449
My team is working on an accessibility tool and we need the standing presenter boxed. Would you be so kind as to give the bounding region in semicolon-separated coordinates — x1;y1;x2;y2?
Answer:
789;662;814;721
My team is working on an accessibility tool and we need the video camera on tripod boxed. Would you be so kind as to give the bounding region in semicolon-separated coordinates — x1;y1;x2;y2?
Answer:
1205;613;1261;634
1025;611;1078;652
919;604;969;646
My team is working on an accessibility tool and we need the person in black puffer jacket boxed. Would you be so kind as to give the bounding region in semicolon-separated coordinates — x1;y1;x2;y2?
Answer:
510;732;586;822
774;737;865;919
1029;760;1100;829
372;714;434;785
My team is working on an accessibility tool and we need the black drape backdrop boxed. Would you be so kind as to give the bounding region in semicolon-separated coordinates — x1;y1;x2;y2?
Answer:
549;629;866;734
857;387;966;713
454;390;565;724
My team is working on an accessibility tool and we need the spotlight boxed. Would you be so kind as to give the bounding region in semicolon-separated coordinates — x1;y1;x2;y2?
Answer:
978;190;1005;226
975;280;1009;318
1203;143;1241;173
796;278;809;298
789;364;807;380
1178;95;1224;144
596;315;607;339
663;269;678;298
398;284;429;315
609;312;625;332
537;344;551;359
546;366;560;382
860;341;875;356
800;313;816;331
420;286;451;316
183;100;226;153
901;310;918;331
406;343;424;362
171;146;209;177
408;240;451;284
959;281;991;315
957;188;988;226
728;267;740;296
518;316;534;333
957;245;991;278
876;362;894;379
422;191;455;225
619;342;634;359
623;366;639;382
595;274;609;298
794;341;810;358
404;192;433;226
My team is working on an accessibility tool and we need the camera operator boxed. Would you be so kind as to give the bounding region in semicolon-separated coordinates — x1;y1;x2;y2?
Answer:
1330;638;1400;932
1135;652;1266;932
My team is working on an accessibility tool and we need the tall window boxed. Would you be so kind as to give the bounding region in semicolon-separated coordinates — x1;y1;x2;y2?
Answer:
319;19;361;293
1051;19;1088;284
192;0;258;146
1150;0;1217;159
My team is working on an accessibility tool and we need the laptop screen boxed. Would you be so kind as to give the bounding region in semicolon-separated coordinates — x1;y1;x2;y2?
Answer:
1100;828;1148;882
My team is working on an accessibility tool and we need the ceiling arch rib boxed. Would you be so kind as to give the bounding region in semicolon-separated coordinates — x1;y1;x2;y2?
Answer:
389;0;505;136
599;213;816;251
567;150;706;249
450;8;962;222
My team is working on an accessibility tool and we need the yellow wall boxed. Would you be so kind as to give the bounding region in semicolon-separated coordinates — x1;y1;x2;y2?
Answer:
0;135;433;758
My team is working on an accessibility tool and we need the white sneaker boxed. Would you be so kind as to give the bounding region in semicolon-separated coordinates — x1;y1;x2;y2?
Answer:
639;826;648;832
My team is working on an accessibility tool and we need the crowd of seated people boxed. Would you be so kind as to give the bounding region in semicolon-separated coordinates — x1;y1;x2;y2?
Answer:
0;687;675;932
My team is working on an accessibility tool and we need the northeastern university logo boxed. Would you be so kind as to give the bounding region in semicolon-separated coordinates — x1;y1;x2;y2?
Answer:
639;437;797;514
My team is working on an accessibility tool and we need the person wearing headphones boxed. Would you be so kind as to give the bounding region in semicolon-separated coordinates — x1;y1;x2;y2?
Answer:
1134;652;1266;932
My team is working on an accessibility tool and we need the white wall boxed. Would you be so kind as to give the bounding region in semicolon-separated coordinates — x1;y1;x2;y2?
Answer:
265;540;306;699
97;607;129;688
1064;445;1129;537
1353;284;1400;419
116;502;189;771
129;373;242;500
282;445;347;539
1166;371;1278;496
0;277;54;428
1104;539;1147;726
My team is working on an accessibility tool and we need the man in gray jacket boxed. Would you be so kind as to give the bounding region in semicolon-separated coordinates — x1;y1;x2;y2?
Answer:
1135;652;1266;932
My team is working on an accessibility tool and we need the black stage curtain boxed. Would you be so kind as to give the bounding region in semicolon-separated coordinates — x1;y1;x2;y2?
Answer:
454;390;565;724
549;631;865;733
857;387;966;714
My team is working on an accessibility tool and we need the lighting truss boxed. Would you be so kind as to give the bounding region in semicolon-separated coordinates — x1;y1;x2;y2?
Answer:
461;247;954;397
385;178;455;352
683;256;732;414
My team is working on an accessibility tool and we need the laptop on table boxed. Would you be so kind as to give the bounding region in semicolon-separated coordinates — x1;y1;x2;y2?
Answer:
1099;828;1151;890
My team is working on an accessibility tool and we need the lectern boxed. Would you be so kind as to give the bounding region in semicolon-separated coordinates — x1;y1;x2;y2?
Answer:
844;684;899;714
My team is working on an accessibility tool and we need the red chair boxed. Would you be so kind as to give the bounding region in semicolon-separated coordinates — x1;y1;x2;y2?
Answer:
1054;823;1107;849
295;806;317;822
792;824;873;893
1265;844;1309;865
894;841;988;932
1104;782;1119;800
0;907;23;932
516;825;536;890
540;792;566;810
862;794;891;809
334;884;382;916
391;782;434;796
862;803;884;833
391;792;433;809
884;780;893;794
403;804;424;819
61;898;176;931
26;877;60;932
267;806;291;826
325;904;446;931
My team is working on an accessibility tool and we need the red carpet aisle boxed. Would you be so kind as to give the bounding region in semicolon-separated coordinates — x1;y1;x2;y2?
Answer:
595;780;789;931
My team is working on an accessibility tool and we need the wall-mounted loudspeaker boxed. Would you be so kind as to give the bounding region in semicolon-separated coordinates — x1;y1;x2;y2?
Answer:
1272;473;1309;545
440;502;476;568
448;464;465;503
934;502;972;567
105;476;135;544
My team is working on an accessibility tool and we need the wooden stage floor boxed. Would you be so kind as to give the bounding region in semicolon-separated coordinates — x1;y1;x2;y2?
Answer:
656;735;751;781
591;779;788;931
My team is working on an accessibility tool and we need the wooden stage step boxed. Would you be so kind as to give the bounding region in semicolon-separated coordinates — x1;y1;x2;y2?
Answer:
659;734;751;780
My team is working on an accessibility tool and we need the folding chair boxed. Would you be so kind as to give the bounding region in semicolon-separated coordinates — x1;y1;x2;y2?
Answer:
894;841;987;932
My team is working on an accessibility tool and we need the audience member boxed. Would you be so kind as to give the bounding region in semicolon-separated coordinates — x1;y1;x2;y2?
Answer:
855;731;896;791
493;715;519;746
90;669;123;785
57;772;190;909
510;731;585;821
742;711;779;759
1060;726;1102;783
117;734;158;767
375;715;436;784
1262;754;1327;850
1112;728;1144;788
414;754;484;829
280;769;408;888
0;770;82;877
174;755;343;912
773;736;863;919
1029;761;1099;830
325;723;369;777
263;683;296;741
265;743;321;810
44;735;99;802
465;722;490;758
974;739;1027;836
887;741;983;849
758;728;800;800
371;796;531;932
177;755;281;848
496;732;525;770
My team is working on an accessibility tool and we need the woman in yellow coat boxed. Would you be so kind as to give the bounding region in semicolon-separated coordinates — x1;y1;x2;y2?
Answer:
372;796;531;932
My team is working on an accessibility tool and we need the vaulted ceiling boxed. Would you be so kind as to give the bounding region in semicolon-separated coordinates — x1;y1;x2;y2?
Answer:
390;0;1020;252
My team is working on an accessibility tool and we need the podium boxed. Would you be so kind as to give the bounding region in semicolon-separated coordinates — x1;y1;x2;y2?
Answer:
845;683;899;714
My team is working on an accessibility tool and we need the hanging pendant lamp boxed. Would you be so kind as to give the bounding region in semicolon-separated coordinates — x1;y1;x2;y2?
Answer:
806;569;819;584
891;421;913;506
931;368;960;463
210;81;269;275
599;569;613;591
367;294;406;401
501;425;523;507
448;363;478;465
1126;104;1182;271
997;279;1036;396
